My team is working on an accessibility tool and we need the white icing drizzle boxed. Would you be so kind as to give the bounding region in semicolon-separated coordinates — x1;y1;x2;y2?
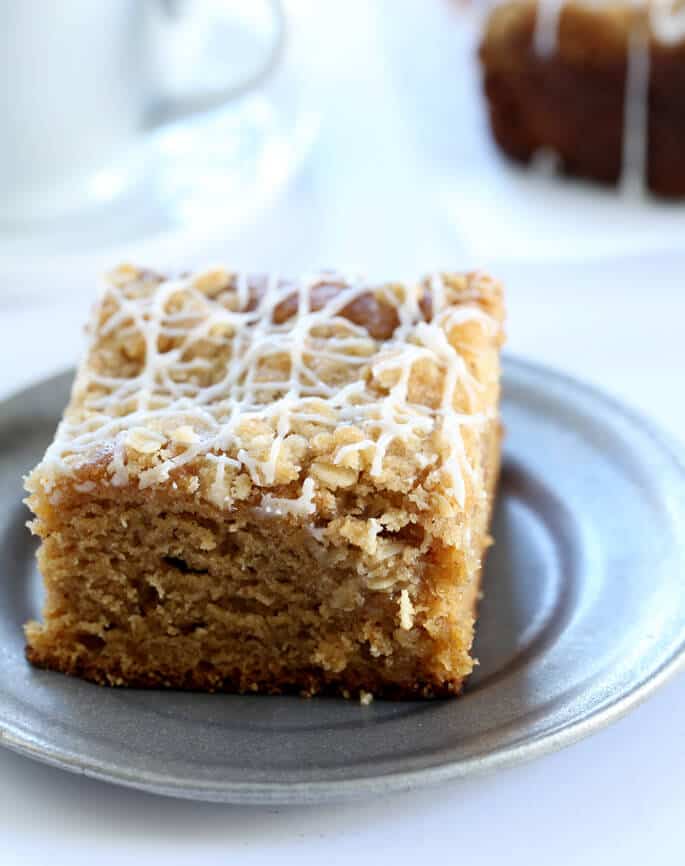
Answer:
37;269;499;513
530;0;685;193
621;7;651;195
533;0;565;56
258;477;317;518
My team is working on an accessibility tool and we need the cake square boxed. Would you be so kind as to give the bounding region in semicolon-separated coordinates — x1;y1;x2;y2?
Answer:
479;0;685;197
25;265;504;698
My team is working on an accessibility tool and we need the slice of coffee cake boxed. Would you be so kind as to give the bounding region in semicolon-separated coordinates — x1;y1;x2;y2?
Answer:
25;265;504;698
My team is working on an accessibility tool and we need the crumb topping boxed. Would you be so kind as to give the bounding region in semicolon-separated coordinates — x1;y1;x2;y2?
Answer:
27;266;503;517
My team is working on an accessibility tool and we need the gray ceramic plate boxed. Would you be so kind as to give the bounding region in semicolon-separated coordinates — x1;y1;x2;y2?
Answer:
1;357;684;804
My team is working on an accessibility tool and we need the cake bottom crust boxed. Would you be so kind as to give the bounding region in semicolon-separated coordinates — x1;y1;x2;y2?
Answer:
24;645;473;700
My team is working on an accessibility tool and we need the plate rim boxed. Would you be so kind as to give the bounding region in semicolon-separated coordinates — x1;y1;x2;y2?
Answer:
1;354;684;804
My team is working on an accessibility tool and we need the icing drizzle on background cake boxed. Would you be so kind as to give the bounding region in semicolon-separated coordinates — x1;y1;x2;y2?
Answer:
34;267;500;514
532;0;564;55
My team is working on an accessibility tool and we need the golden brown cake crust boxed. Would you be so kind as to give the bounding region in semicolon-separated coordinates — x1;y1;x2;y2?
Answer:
480;0;685;197
25;266;505;699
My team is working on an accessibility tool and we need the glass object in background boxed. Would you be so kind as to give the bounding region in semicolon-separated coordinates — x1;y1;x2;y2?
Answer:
0;0;319;262
0;0;282;223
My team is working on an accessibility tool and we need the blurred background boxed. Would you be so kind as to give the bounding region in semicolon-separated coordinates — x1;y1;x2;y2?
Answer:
0;1;683;864
1;0;682;435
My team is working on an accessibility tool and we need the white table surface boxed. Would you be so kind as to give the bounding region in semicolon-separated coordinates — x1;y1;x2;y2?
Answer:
1;3;684;863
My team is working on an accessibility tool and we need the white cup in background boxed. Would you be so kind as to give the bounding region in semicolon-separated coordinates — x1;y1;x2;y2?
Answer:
0;0;284;224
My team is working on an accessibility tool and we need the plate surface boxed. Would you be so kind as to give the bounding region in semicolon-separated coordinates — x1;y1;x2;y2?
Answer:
1;357;684;804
